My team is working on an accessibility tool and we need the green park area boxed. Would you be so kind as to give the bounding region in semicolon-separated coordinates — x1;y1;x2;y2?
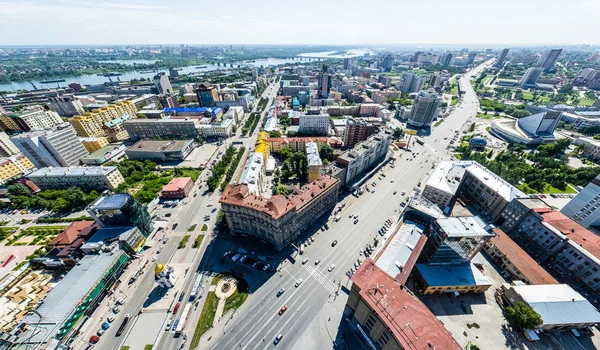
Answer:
190;291;219;348
5;225;67;246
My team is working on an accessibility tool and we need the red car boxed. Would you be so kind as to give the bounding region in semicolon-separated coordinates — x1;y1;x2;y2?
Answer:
173;303;180;314
278;305;287;315
89;335;99;344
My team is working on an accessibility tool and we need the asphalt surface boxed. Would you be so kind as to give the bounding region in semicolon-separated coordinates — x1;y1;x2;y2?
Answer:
206;60;491;350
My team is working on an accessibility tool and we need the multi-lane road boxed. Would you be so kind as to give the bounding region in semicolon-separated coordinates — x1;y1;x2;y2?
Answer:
207;61;491;349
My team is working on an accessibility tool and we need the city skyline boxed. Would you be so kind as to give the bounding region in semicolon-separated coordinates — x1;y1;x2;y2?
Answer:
1;0;600;46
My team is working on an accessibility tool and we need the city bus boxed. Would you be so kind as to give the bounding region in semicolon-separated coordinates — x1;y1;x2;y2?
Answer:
115;314;131;337
189;273;204;300
174;303;192;336
415;138;425;146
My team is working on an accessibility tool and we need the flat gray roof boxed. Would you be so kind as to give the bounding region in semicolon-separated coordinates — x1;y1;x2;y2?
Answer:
19;251;125;344
126;139;193;153
376;223;423;277
416;263;492;287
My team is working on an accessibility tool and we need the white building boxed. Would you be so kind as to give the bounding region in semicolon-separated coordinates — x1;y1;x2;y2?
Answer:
197;118;234;138
28;166;124;190
561;174;600;228
490;110;561;145
11;106;64;131
306;141;323;182
574;137;600;161
155;264;177;289
223;106;245;125
11;123;89;168
299;114;330;136
239;152;264;195
0;131;19;156
153;72;173;95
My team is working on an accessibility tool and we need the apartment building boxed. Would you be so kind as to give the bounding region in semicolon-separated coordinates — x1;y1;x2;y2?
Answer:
298;114;330;136
69;100;137;138
220;176;340;251
0;106;63;132
343;117;380;148
28;166;124;190
267;137;327;154
561;174;600;228
80;137;110;153
11;123;89;168
0;155;35;184
503;205;600;304
306;141;323;183
336;129;392;186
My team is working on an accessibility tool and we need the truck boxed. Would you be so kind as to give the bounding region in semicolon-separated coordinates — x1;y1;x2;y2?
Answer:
115;314;132;337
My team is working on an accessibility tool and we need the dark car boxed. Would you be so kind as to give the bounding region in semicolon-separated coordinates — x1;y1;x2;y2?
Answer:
332;240;338;247
172;223;178;230
276;288;285;297
274;334;283;345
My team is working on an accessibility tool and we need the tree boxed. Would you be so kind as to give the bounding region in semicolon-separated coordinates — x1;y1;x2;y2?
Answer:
8;184;32;197
559;84;573;94
393;127;404;140
274;184;290;195
319;143;334;161
506;302;543;330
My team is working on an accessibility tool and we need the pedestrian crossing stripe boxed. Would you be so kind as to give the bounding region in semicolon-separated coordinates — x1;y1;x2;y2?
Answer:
304;265;337;294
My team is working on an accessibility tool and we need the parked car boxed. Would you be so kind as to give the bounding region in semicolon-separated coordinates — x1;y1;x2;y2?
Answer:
101;322;110;330
112;307;120;314
328;264;336;272
263;263;271;271
331;240;338;247
314;259;321;265
302;258;309;264
107;315;115;322
173;303;180;314
277;288;285;297
279;305;287;315
295;279;303;287
96;329;105;336
274;334;283;345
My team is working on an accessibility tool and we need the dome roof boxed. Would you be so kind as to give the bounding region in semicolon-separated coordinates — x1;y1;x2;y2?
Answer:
155;263;165;274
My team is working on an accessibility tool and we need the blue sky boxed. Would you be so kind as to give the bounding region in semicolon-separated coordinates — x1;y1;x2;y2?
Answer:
1;0;599;46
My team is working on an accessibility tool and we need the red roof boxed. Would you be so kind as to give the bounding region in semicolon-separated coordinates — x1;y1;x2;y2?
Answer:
220;176;339;220
541;211;600;259
490;228;558;285
162;177;193;192
49;221;97;247
351;259;461;350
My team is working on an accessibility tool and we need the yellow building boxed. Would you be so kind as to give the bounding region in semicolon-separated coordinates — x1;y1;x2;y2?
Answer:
81;137;110;153
0;115;20;133
69;101;137;138
0;155;35;184
255;131;269;161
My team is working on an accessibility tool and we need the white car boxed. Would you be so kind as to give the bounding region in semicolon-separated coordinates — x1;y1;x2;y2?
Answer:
302;258;309;264
151;256;157;262
116;298;125;305
107;315;115;322
328;264;336;272
315;259;321;265
295;279;303;287
231;254;241;262
239;255;247;263
263;264;270;271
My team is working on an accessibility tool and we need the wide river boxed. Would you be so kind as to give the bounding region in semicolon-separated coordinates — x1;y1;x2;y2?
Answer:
0;49;371;92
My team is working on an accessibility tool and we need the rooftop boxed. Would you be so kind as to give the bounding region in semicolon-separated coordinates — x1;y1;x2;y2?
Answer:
435;216;494;238
239;152;264;195
375;223;425;278
162;177;193;192
351;259;462;350
81;144;125;161
490;228;558;285
220;175;339;220
305;142;322;166
510;284;600;326
541;210;600;261
415;263;492;288
20;250;125;344
28;166;117;178
267;136;328;143
49;221;98;247
91;193;130;210
126;139;193;153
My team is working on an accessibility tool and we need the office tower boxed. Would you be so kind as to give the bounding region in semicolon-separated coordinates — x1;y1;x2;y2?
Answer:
153;72;173;95
382;54;394;72
399;72;425;93
495;48;510;68
252;68;258;80
561;175;600;228
407;89;441;128
11;123;89;168
317;65;332;99
343;58;353;70
49;94;85;117
519;67;543;87
88;193;154;237
537;49;562;72
196;82;219;107
429;74;441;88
169;68;179;78
440;52;453;66
466;52;477;66
0;131;19;156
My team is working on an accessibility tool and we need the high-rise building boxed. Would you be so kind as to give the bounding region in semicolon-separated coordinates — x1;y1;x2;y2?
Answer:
0;106;63;132
398;72;425;93
317;65;332;99
196;82;220;107
407;89;441;127
537;49;562;72
495;48;510;68
11;123;89;168
69;101;137;139
381;54;394;72
153;72;173;95
0;155;35;184
0;131;19;156
440;52;453;66
49;94;85;117
28;166;125;191
466;52;477;66
561;174;600;228
519;67;543;87
298;113;330;136
343;57;353;70
343;117;380;148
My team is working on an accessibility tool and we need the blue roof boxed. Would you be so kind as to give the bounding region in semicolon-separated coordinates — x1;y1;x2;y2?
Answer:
93;193;130;210
164;107;223;115
292;97;300;106
416;263;492;287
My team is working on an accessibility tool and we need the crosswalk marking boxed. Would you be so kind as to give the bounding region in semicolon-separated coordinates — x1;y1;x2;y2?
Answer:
304;265;338;294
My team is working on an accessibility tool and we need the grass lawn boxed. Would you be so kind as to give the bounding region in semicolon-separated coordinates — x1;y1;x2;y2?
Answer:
451;96;459;106
177;168;203;181
6;225;67;246
187;224;197;232
476;113;500;119
192;234;204;248
190;291;219;348
223;279;249;315
178;235;191;249
580;98;596;106
201;224;208;231
434;119;444;127
0;227;19;243
144;346;153;350
482;75;495;85
121;347;130;350
522;91;534;100
519;183;577;194
211;273;224;286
